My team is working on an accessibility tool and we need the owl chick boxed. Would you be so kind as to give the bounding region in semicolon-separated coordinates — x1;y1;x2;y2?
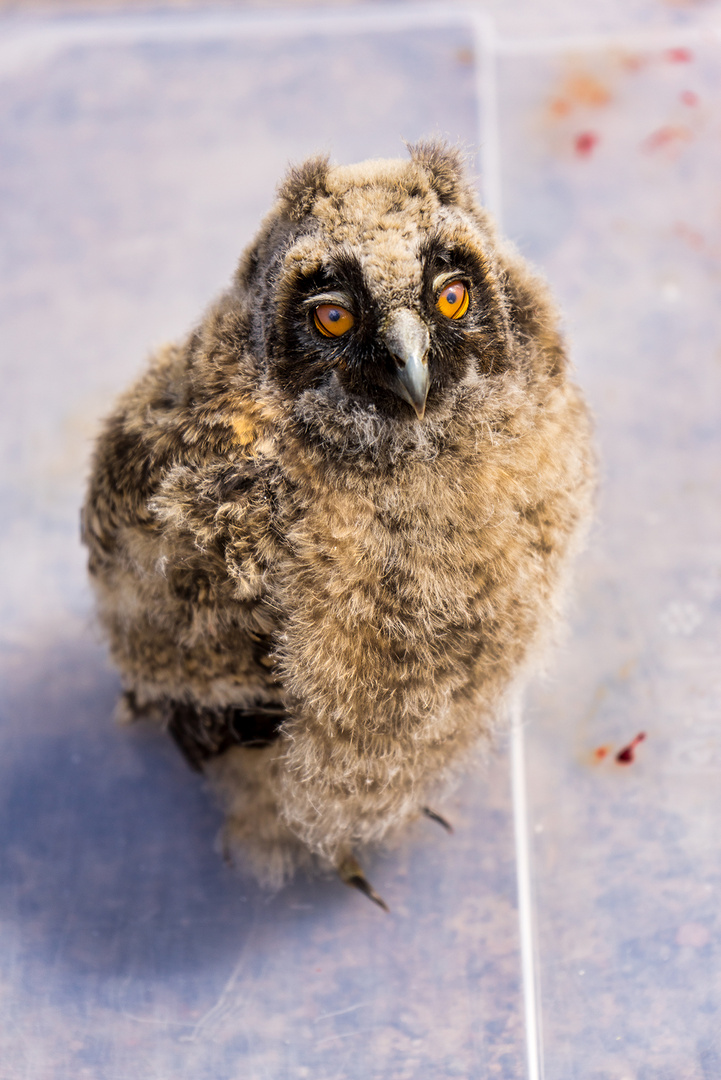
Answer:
82;142;594;908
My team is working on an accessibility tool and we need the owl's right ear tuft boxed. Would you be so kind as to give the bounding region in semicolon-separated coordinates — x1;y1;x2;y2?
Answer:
277;155;331;221
407;140;466;205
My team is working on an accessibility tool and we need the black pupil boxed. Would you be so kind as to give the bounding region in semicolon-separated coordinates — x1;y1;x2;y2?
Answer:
446;290;458;305
328;308;341;322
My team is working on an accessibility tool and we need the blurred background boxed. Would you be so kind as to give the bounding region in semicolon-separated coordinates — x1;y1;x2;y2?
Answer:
1;2;720;1078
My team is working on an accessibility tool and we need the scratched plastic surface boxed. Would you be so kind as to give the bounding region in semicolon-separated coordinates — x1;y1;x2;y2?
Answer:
1;7;720;1080
0;17;523;1080
500;37;721;1080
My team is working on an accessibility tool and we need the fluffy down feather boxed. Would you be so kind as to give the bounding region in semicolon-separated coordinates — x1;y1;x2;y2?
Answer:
83;142;595;892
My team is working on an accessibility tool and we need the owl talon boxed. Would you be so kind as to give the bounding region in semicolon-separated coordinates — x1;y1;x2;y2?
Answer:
422;806;454;833
338;855;389;912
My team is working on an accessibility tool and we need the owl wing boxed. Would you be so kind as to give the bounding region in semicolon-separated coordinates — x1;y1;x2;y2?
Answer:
82;340;289;758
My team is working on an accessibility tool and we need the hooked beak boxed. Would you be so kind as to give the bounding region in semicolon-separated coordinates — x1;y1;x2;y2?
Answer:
382;309;430;420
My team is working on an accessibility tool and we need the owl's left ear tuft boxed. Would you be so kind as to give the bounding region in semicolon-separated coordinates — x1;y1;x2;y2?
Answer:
278;154;331;221
407;140;467;205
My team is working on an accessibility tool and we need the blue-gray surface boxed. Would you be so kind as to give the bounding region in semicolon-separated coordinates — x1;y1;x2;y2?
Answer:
0;7;720;1079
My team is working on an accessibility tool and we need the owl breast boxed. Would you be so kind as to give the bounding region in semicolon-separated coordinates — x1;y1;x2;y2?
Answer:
266;437;520;749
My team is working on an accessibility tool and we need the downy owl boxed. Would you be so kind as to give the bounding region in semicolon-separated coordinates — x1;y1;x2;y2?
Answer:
83;142;594;908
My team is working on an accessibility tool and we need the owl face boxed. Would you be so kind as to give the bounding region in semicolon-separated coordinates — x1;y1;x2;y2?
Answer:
244;148;510;433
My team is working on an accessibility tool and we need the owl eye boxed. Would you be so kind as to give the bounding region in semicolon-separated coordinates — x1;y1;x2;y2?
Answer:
436;280;469;320
314;304;355;338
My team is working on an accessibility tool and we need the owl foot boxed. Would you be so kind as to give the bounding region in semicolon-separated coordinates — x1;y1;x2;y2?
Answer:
338;854;389;913
422;806;454;833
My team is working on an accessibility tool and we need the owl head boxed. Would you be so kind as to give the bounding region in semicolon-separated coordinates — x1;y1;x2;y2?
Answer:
228;142;562;456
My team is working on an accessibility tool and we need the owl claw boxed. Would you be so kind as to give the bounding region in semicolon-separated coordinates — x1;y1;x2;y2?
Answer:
338;855;389;912
422;806;454;833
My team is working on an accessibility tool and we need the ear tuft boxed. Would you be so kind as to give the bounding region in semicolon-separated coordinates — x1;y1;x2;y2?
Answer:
277;154;331;221
407;140;466;205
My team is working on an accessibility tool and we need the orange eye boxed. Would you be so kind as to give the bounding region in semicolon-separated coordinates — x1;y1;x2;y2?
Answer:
436;280;469;320
314;304;355;338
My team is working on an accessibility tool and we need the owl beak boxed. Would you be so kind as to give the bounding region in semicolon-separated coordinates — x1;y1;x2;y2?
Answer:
383;309;431;420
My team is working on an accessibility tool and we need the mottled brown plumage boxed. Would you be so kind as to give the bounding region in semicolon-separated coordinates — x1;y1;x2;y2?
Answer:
82;142;595;898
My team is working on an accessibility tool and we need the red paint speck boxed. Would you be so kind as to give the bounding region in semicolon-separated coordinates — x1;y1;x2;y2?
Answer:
643;125;692;152
593;745;610;762
620;53;646;73
674;221;704;250
666;47;693;63
550;98;572;118
575;131;599;157
616;732;646;765
680;90;699;106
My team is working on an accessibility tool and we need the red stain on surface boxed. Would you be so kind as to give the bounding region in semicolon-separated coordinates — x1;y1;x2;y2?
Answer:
666;47;694;63
566;72;611;107
680;89;699;106
549;72;611;119
575;131;600;157
550;98;572;118
616;732;646;764
674;220;705;250
593;745;611;762
619;52;646;73
643;125;693;152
